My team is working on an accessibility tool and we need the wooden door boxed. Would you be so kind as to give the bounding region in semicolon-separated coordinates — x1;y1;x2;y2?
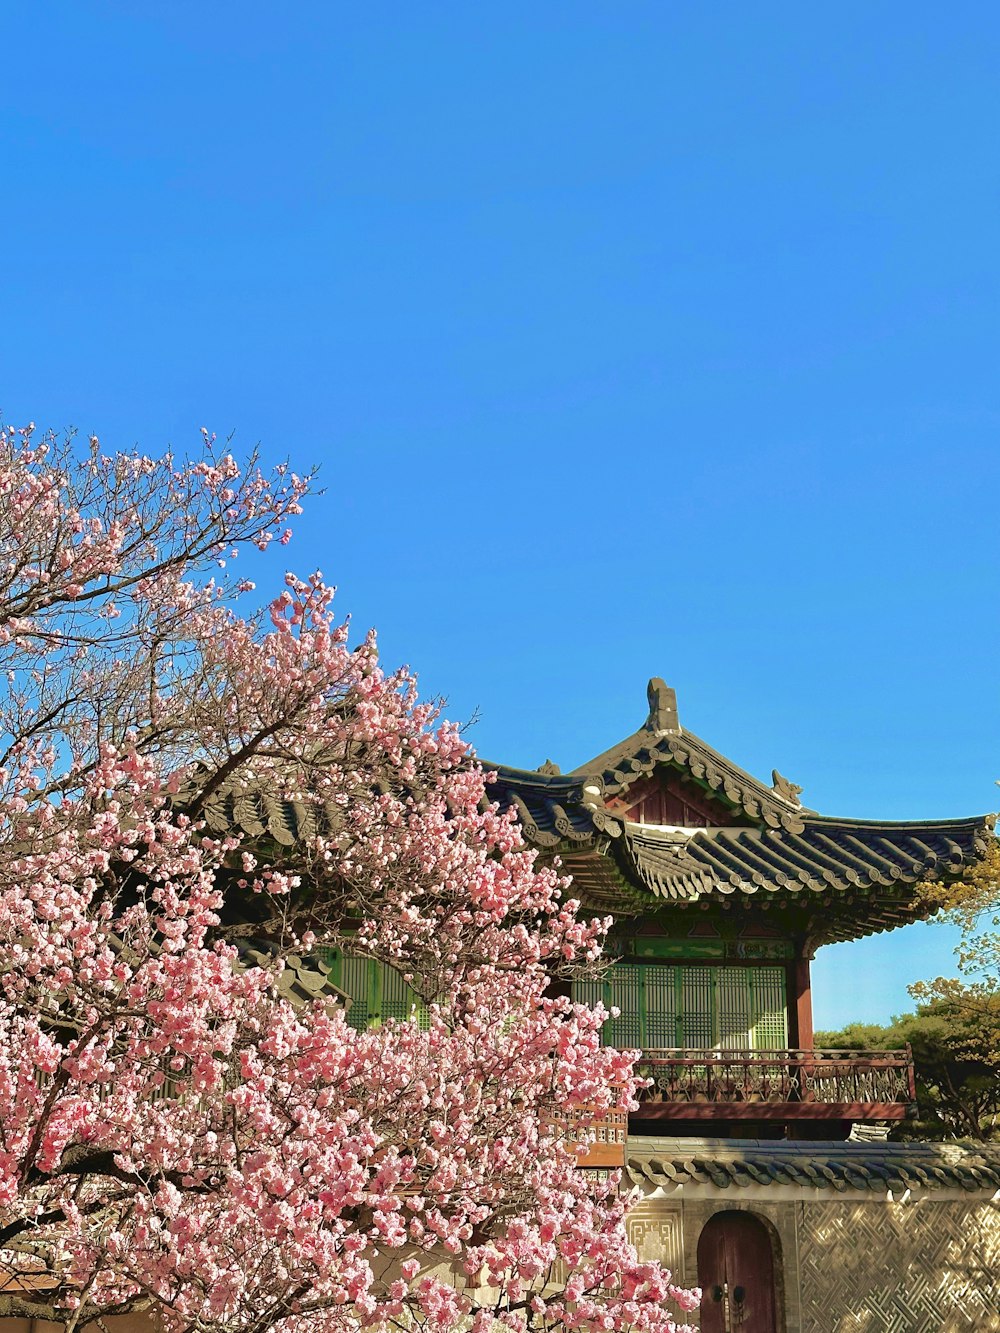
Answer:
697;1211;777;1332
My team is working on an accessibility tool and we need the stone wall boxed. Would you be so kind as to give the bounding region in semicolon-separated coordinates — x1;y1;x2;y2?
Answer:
626;1192;1000;1332
797;1197;1000;1333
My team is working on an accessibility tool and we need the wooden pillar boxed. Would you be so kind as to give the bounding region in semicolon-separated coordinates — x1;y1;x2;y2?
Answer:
792;955;813;1050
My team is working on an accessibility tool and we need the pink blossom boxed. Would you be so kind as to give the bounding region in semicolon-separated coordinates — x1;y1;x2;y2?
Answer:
0;423;696;1333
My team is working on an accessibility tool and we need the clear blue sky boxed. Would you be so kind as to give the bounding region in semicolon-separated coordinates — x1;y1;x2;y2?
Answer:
3;4;999;1029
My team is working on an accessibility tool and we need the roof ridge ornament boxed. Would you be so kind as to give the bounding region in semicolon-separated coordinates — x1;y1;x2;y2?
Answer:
771;768;804;807
645;677;680;735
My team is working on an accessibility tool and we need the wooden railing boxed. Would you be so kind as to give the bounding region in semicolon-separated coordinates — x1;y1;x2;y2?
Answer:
632;1047;916;1121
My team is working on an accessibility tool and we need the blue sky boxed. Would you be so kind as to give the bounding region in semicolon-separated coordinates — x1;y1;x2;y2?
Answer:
3;4;999;1029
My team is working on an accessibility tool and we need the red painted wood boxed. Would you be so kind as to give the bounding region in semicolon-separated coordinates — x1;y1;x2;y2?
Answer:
793;956;813;1049
697;1213;729;1333
540;1104;627;1168
609;775;730;827
697;1211;777;1333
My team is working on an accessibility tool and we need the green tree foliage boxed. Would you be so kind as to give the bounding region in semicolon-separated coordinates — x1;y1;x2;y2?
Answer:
816;1001;1000;1142
910;838;1000;1073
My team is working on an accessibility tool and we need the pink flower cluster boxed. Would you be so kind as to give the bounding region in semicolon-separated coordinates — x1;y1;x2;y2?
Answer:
0;426;698;1333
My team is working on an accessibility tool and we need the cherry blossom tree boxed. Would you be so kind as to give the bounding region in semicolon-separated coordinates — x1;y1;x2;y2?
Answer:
0;423;699;1333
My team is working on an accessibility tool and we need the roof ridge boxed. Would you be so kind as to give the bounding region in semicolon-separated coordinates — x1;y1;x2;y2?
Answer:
803;812;997;832
628;1138;1000;1161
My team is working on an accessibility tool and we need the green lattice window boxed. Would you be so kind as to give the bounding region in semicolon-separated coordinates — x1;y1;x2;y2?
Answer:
573;963;787;1051
318;948;430;1030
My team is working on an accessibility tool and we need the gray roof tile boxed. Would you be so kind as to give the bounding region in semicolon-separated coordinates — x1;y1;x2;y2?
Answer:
625;1138;1000;1195
487;765;991;940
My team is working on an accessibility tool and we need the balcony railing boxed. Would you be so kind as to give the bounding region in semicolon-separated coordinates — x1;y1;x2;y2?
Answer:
632;1047;916;1121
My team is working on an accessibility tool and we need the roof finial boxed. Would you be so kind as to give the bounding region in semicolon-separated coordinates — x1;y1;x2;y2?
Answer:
771;769;803;806
646;678;680;735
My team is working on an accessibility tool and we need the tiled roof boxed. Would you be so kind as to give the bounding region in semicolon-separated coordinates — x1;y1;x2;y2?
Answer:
626;1138;1000;1196
485;769;619;848
235;937;351;1010
198;763;989;944
183;675;995;943
487;765;992;939
198;782;342;848
619;815;991;902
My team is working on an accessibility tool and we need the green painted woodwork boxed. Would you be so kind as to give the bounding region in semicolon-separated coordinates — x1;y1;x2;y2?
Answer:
320;948;788;1051
620;938;724;960
318;947;429;1029
610;936;794;962
573;962;788;1051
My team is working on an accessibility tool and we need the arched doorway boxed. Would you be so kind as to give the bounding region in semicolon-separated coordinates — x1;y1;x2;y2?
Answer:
697;1210;778;1332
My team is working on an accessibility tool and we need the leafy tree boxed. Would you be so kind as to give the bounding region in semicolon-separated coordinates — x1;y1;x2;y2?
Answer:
0;424;698;1333
812;1021;890;1051
909;838;1000;1073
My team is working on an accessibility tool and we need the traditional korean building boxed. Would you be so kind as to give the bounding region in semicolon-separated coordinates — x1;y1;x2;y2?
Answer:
7;685;997;1333
487;679;1000;1333
140;678;1000;1331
